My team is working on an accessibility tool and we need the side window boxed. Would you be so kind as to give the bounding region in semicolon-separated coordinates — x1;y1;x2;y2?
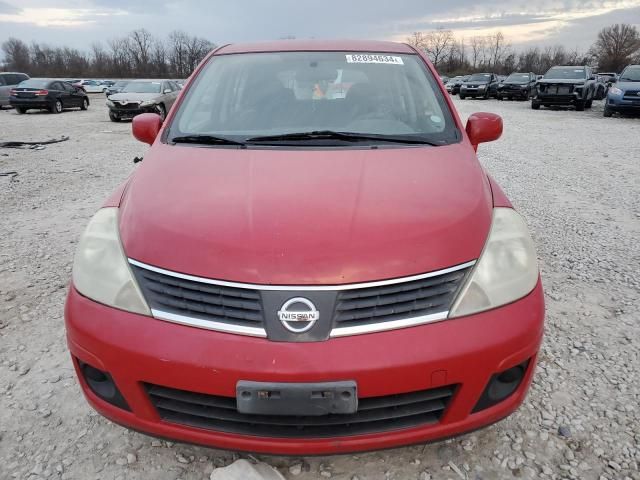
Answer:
62;82;74;92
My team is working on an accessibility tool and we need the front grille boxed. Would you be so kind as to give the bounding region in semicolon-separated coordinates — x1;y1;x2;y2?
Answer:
334;268;469;327
145;383;456;438
132;265;264;328
130;260;472;337
113;102;141;110
623;90;640;100
542;85;573;94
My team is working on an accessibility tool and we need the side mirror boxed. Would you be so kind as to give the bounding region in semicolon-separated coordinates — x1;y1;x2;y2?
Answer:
589;75;596;81
466;112;503;151
132;113;163;146
164;88;172;94
610;77;617;84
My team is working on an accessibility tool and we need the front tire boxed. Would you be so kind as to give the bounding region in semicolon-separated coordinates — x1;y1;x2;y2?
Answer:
575;100;585;111
15;107;27;114
531;100;541;110
459;94;466;100
80;98;89;110
585;99;593;109
50;99;63;114
109;111;121;122
603;105;613;117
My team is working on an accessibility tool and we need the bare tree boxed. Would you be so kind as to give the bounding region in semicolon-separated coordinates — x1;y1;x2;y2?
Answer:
487;32;509;69
2;37;30;71
591;24;640;71
127;29;154;75
469;36;485;69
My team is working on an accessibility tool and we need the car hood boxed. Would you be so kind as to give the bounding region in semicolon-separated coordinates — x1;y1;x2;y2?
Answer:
119;143;493;285
538;78;586;85
463;81;489;85
108;92;160;102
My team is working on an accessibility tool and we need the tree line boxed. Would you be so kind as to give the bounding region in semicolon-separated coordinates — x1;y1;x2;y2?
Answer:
2;23;639;79
1;29;215;79
407;23;640;75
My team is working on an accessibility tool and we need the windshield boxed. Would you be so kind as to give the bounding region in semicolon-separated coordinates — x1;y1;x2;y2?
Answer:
505;73;530;84
122;81;161;93
620;67;640;81
114;81;128;87
169;51;458;146
545;67;586;80
18;79;49;89
468;73;491;82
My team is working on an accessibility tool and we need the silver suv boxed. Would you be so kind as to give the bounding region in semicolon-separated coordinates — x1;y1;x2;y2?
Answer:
0;72;30;108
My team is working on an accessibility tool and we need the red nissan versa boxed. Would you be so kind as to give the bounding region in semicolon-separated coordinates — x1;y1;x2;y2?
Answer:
65;40;544;454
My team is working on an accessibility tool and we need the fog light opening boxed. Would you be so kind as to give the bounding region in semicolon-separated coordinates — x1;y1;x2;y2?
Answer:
77;359;130;411
473;360;530;413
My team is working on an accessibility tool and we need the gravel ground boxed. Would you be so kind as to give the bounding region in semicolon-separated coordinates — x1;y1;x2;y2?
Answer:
0;95;639;480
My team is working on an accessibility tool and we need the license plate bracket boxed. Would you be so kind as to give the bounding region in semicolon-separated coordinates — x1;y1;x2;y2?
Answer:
236;381;357;416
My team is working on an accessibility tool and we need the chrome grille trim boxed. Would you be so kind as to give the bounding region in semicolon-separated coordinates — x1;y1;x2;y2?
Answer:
130;259;475;338
128;259;475;292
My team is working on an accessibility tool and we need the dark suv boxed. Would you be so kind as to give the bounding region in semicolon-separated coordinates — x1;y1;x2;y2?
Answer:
532;66;597;111
497;72;537;100
459;73;499;99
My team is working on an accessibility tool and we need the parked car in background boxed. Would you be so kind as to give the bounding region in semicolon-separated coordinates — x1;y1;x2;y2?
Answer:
65;39;544;455
439;75;450;84
532;66;597;111
101;80;115;87
445;75;469;95
10;78;89;114
459;73;499;99
74;79;107;93
0;72;30;108
106;79;180;121
105;80;129;97
497;72;537;100
604;64;640;117
594;73;617;100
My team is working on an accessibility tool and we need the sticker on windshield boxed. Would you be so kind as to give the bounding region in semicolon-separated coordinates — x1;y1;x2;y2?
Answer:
346;54;404;65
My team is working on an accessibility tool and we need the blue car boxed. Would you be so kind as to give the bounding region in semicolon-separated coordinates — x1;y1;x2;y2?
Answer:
604;65;640;117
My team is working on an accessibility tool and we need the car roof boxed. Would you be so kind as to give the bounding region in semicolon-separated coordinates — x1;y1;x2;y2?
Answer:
215;39;415;55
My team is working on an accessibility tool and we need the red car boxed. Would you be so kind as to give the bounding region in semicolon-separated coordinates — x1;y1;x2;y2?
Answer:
65;40;544;455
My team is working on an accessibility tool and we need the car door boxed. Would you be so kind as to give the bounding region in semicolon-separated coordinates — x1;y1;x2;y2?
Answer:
62;82;81;106
49;82;66;104
490;74;498;95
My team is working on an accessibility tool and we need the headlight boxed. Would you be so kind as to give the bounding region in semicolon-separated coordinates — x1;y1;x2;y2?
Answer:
140;100;155;107
609;87;623;96
478;85;486;90
106;99;114;107
72;208;150;315
449;208;539;318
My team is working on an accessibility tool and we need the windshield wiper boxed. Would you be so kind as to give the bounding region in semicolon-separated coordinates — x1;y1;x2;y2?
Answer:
171;134;245;146
619;78;640;82
245;130;440;146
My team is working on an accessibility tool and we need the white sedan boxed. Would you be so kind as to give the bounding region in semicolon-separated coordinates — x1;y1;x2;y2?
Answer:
75;80;107;93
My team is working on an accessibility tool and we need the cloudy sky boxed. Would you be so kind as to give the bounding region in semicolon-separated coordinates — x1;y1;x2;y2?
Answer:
1;0;639;51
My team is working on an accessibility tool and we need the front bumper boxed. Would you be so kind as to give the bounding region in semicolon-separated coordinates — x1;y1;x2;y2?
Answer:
460;87;487;97
534;93;582;105
108;105;157;119
497;88;528;98
606;95;640;112
65;281;544;454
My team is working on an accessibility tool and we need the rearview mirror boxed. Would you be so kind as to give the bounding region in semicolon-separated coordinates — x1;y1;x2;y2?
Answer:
132;113;163;146
465;112;503;151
